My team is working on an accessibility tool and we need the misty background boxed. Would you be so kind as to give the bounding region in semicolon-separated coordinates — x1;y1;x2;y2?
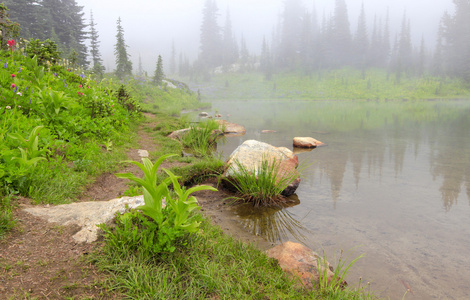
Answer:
75;0;453;74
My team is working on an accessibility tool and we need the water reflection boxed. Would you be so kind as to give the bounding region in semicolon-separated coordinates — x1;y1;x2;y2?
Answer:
234;198;312;243
214;100;470;210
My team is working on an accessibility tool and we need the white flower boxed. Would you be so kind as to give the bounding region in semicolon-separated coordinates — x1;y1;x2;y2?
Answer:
16;92;22;96
6;106;11;110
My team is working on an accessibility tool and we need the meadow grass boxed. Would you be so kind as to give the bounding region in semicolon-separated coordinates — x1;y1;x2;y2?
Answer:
195;69;470;101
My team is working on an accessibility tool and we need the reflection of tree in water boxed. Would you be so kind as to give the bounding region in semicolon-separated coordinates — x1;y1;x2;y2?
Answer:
429;111;470;211
234;202;312;243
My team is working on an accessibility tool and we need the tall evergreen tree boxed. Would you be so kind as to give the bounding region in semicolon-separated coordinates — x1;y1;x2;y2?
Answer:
352;3;368;69
331;0;352;67
89;10;104;77
114;17;132;78
440;0;470;80
170;41;176;75
153;55;165;85
222;9;238;66
278;0;303;69
199;0;222;69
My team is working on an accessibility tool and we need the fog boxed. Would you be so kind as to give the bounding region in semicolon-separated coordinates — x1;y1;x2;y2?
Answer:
76;0;454;73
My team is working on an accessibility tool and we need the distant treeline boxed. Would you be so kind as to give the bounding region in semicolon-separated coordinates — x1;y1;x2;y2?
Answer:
195;0;470;83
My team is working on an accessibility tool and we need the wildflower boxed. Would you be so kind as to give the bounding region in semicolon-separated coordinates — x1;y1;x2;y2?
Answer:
54;72;57;77
17;92;22;96
79;84;82;88
11;83;16;88
11;74;15;78
14;87;18;93
6;106;11;110
4;60;7;68
18;105;21;108
7;40;15;49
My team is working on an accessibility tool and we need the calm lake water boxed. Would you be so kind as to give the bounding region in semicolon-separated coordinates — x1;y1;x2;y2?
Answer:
206;100;470;300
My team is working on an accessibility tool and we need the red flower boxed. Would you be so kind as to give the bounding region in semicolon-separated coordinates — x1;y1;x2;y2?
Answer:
11;74;15;78
11;83;16;88
7;40;15;49
78;84;82;88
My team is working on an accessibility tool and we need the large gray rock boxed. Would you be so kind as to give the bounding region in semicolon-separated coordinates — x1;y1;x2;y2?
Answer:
266;241;347;290
24;196;150;243
224;140;300;197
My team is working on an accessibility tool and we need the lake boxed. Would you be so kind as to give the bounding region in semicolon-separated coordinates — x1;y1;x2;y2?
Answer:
206;99;470;300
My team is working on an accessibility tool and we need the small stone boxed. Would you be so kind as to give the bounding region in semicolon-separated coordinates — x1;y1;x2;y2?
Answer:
138;149;149;158
293;137;324;148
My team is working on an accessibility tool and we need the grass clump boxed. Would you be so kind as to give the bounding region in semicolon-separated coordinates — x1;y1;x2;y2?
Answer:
181;119;221;157
225;158;300;207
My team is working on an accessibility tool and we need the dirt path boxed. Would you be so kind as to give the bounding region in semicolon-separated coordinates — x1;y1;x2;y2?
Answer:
0;114;161;299
0;113;270;299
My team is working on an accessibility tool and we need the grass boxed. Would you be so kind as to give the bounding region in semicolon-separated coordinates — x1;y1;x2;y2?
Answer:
192;68;470;101
224;158;301;207
181;119;221;157
94;216;374;300
0;195;15;239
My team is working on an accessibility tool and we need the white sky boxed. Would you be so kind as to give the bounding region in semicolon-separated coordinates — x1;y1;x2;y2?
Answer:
75;0;454;73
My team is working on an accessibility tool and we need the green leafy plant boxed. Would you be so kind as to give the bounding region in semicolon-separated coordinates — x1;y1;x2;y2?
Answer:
114;155;217;254
225;157;300;207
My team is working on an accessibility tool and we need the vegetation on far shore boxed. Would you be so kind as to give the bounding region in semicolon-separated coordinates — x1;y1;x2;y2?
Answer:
189;69;470;101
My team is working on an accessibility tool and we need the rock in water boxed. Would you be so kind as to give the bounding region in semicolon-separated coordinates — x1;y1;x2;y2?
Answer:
266;241;347;290
293;137;324;148
224;140;300;197
215;119;246;135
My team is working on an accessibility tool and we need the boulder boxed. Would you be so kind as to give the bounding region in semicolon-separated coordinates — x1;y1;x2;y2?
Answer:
261;130;277;134
266;241;347;290
293;137;324;148
224;140;300;196
23;195;160;243
216;120;246;135
199;112;209;117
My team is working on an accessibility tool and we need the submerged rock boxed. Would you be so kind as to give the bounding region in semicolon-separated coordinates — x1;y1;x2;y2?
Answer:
216;119;246;135
266;241;347;290
293;137;324;148
223;140;300;197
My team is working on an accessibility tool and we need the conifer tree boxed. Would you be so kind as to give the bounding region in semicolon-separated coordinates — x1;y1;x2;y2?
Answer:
170;41;176;75
199;0;222;69
89;10;105;77
153;55;165;85
114;17;132;79
353;4;368;70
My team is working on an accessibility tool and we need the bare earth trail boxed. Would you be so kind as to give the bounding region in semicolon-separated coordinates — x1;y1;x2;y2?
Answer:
0;113;269;299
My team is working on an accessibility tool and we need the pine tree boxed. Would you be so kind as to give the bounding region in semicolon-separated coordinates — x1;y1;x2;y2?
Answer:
199;0;222;69
137;55;144;76
222;8;238;66
114;17;132;79
278;0;303;69
331;0;352;67
170;41;176;75
352;3;368;70
153;55;165;85
89;10;105;77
